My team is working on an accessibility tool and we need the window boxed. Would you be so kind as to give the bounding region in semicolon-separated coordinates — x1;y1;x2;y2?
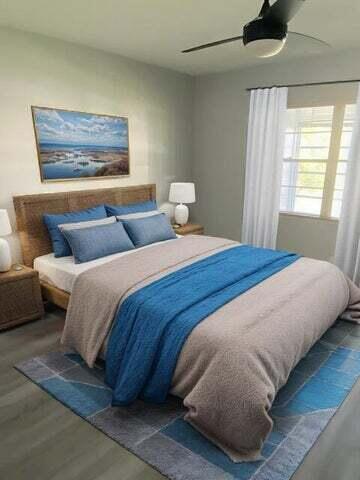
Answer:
280;103;356;219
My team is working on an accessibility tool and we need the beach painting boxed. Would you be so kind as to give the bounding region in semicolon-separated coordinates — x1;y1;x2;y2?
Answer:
32;107;130;182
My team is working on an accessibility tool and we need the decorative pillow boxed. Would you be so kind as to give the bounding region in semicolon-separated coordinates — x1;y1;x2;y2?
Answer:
116;210;159;221
62;221;135;264
121;213;176;248
105;200;157;217
43;205;107;258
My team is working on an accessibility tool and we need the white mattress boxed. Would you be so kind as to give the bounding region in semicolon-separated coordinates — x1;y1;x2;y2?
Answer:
34;237;181;293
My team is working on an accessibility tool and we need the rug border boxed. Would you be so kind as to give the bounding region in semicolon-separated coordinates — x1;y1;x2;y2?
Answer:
287;374;360;480
14;364;172;480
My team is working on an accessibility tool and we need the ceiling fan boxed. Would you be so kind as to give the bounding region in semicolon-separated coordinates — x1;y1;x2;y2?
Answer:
182;0;330;58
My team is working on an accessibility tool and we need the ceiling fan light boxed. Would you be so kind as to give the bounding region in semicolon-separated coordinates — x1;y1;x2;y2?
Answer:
245;37;286;58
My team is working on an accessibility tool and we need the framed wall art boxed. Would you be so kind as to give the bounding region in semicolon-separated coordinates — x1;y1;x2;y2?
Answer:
32;106;130;182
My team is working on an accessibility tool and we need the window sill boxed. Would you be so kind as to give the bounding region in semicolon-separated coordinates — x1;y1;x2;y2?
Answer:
279;211;339;223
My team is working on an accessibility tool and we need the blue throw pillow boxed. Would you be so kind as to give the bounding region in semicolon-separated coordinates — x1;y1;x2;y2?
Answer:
62;221;135;264
43;205;107;258
121;213;176;248
105;200;157;217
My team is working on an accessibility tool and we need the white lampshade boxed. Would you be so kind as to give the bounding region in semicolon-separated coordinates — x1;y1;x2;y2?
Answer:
169;183;196;204
0;210;11;237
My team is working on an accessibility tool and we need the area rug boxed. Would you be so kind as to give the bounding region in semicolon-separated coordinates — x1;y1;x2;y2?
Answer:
15;319;360;480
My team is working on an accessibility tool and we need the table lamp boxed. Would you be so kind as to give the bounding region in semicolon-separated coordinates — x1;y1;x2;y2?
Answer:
169;182;196;226
0;209;12;272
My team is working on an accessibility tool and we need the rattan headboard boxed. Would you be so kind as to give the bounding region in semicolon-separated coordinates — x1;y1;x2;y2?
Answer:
13;184;156;267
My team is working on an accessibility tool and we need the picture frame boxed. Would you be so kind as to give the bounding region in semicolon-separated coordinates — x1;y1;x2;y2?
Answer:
31;106;130;182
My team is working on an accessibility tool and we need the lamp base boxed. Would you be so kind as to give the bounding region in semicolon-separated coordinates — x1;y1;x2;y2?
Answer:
174;204;189;226
0;238;12;272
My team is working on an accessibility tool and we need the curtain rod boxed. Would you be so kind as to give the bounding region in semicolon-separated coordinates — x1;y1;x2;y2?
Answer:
246;79;360;92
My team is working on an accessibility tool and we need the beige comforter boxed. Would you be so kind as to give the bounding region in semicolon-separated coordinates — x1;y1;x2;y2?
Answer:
61;235;360;462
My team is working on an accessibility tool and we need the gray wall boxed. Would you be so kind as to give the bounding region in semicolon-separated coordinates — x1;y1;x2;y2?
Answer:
2;26;360;263
192;49;360;260
0;27;194;262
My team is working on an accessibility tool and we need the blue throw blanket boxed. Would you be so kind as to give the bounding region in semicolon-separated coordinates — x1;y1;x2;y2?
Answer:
105;245;300;405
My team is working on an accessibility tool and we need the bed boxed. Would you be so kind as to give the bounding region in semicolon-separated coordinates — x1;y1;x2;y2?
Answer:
13;184;360;463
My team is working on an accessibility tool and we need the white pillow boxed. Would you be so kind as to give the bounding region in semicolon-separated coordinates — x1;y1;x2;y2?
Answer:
59;216;116;232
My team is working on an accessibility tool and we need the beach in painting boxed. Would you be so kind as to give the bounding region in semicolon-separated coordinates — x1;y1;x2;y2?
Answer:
32;108;129;181
40;143;129;179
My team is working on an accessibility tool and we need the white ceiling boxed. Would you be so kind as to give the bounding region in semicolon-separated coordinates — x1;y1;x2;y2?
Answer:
1;0;360;75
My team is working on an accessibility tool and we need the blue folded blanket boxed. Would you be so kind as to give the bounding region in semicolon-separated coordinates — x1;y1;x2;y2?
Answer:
105;245;300;405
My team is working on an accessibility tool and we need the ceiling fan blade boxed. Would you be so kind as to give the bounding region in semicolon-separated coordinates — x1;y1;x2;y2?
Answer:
182;35;243;53
288;31;331;48
258;0;271;17
263;0;306;24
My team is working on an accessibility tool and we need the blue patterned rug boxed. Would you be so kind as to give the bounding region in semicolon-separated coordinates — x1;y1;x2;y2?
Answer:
15;320;360;480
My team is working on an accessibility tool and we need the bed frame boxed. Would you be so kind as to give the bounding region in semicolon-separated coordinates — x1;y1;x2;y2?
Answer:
13;184;156;310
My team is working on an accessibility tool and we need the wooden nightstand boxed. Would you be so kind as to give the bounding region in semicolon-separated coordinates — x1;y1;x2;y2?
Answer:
173;223;204;236
0;265;44;330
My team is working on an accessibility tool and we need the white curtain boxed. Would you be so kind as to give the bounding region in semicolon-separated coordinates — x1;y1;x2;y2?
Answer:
241;87;288;249
335;84;360;284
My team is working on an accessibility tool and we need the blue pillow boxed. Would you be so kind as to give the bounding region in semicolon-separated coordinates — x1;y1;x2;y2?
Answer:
105;200;157;217
62;221;135;264
121;213;176;248
43;205;107;258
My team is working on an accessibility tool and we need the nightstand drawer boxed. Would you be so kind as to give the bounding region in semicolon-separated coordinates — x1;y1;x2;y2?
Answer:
0;268;44;330
188;228;204;235
173;223;204;236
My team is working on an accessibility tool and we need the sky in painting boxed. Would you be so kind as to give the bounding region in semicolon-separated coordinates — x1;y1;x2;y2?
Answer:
33;108;128;148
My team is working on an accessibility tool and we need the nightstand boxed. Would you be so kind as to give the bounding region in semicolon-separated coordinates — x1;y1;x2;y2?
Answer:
173;223;204;236
0;265;44;330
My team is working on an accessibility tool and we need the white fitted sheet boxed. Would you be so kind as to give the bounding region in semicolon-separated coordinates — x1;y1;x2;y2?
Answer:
34;236;181;293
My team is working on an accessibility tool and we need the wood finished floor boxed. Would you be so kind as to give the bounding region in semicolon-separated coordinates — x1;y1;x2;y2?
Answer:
1;309;360;480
